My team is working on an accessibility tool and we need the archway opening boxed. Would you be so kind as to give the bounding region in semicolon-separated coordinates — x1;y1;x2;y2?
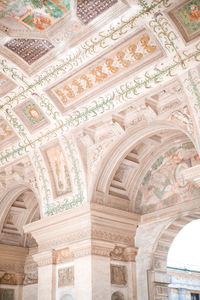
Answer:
167;219;200;299
0;188;40;300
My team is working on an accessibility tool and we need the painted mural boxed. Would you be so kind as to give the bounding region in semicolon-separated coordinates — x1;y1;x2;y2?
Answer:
177;1;200;34
48;29;162;112
0;118;17;147
45;144;72;197
135;142;200;214
168;0;200;42
0;0;71;31
0;73;16;97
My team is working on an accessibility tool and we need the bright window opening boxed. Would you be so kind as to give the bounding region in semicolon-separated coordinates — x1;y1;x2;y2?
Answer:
167;219;200;272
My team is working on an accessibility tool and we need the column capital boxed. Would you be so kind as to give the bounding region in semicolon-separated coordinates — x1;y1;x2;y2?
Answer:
24;203;140;256
33;250;57;267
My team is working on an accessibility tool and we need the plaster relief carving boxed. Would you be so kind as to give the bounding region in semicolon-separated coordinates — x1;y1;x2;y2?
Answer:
145;80;185;115
23;271;38;285
110;246;125;261
110;264;127;286
119;103;157;128
0;288;14;300
54;248;74;264
0;273;17;285
78;119;125;173
170;105;193;134
155;285;168;296
58;266;74;288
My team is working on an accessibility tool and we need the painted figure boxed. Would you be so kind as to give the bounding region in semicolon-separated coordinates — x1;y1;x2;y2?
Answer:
46;145;71;196
187;4;200;23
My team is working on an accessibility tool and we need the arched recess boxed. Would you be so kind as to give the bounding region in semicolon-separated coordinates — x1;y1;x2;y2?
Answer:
0;184;40;247
147;210;200;300
0;184;40;287
92;121;197;212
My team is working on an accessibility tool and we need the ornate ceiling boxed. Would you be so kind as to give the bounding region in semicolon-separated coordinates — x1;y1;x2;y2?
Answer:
0;0;200;219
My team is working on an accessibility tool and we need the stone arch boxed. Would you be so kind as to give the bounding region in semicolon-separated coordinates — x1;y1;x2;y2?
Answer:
111;291;125;300
0;185;40;247
148;210;200;300
93;121;195;212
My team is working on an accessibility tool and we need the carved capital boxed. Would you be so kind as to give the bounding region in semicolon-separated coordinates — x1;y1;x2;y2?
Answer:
72;244;113;258
0;273;25;285
24;203;139;255
54;248;74;264
33;250;57;267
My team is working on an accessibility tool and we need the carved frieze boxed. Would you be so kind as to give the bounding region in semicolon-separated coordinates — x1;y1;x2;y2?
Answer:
0;288;14;300
58;266;74;288
110;246;125;261
110;264;127;286
0;273;20;285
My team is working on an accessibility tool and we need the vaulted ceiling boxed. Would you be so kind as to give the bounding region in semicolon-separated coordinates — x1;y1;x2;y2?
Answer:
0;0;199;224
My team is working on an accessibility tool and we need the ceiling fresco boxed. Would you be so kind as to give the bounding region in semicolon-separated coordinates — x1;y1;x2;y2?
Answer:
168;0;200;43
135;142;200;214
0;0;199;217
0;0;71;31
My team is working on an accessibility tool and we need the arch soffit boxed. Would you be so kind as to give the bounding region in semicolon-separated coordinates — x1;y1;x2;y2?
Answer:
128;135;193;211
93;121;194;200
0;183;41;234
151;209;200;273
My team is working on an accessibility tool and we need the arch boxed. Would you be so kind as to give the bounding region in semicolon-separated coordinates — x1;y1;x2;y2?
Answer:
0;184;40;247
92;121;196;212
148;210;200;300
111;291;125;300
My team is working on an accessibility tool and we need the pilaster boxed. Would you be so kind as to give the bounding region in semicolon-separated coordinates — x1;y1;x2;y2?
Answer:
24;203;139;300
